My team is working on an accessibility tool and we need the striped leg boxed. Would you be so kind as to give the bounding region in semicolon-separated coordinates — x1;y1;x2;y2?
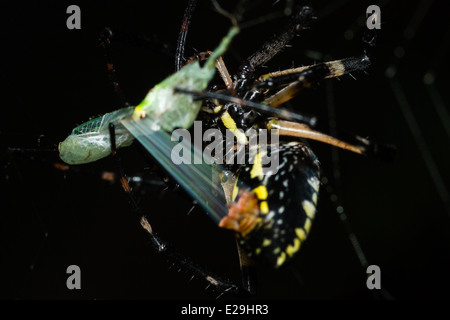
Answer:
257;55;371;107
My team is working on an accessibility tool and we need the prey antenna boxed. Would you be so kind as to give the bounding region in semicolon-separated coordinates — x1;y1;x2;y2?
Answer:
211;0;239;28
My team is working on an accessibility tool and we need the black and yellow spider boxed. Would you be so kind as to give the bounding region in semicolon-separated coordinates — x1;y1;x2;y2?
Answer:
53;0;394;297
3;0;393;299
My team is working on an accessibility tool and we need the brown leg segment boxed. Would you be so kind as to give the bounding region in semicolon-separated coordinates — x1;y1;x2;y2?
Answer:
185;51;233;89
259;55;371;107
267;119;365;155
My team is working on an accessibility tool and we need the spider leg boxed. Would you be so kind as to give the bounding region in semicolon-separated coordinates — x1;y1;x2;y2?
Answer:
175;0;198;71
236;240;257;294
267;119;366;155
99;28;130;108
236;5;315;89
232;17;378;106
246;52;394;159
175;88;316;126
267;119;395;160
256;55;371;107
185;51;233;89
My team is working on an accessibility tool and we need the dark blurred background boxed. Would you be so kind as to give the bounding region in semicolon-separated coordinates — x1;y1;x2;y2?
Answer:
1;0;449;299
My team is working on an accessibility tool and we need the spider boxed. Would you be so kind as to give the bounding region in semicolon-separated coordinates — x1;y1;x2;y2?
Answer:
2;0;395;299
55;0;394;298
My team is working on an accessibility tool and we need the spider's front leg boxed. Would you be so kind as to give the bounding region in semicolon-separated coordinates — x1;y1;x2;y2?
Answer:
247;53;396;159
235;5;315;91
250;54;372;107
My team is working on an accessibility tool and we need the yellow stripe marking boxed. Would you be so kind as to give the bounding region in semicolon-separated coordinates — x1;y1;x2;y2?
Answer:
312;192;318;205
220;111;248;145
260;201;269;214
276;252;286;268
309;177;320;192
253;185;268;200
304;218;312;234
295;228;307;241
286;238;301;257
250;152;264;180
302;200;316;219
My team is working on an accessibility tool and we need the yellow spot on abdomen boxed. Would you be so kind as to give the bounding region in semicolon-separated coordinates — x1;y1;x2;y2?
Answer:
295;228;307;241
276;252;286;268
262;238;271;247
312;192;318;205
309;177;320;192
302;200;316;219
286;238;301;257
253;185;268;200
304;218;312;234
260;201;269;214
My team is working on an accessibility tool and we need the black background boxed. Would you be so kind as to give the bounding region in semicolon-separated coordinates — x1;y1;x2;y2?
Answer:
1;0;450;300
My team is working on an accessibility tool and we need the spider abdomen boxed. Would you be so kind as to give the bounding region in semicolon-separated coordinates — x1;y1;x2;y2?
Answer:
220;141;320;268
